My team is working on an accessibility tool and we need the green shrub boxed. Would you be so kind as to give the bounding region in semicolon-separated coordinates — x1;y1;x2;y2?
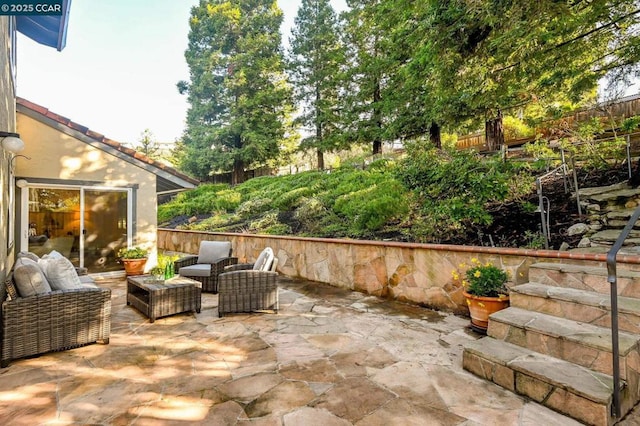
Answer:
503;116;535;141
158;183;240;222
295;197;328;233
622;115;640;133
236;198;273;218
249;211;280;231
333;179;409;232
396;142;534;241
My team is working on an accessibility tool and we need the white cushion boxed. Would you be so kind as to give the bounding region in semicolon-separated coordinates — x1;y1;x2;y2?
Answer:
197;241;231;264
43;250;64;259
38;256;82;291
253;247;274;271
17;251;40;262
179;264;212;277
13;258;52;297
79;275;96;286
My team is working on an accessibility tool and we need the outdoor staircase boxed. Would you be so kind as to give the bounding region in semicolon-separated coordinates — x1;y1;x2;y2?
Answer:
462;262;640;425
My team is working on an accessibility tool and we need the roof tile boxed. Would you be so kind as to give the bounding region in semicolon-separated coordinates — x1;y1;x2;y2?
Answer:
16;97;199;186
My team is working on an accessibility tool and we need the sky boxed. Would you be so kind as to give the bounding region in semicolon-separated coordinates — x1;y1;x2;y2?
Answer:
16;0;347;146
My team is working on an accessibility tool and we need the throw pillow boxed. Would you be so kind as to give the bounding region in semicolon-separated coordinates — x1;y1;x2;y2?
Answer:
17;251;40;262
42;250;64;259
197;241;231;264
13;260;52;297
38;256;82;291
252;247;274;271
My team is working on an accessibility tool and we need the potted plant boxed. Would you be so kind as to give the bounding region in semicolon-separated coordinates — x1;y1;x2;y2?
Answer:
453;258;510;334
149;266;165;282
117;246;149;276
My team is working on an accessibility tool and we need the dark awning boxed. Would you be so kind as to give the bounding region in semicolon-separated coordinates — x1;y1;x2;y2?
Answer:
16;0;71;51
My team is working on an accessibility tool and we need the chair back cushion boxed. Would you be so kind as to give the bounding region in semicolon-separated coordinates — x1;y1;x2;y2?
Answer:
197;241;232;264
38;255;82;291
253;247;275;271
13;257;52;297
17;251;40;262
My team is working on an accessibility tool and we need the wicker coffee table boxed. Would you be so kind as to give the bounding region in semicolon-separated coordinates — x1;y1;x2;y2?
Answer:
127;275;202;322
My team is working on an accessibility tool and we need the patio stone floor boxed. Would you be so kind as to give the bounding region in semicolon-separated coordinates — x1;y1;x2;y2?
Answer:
1;275;638;425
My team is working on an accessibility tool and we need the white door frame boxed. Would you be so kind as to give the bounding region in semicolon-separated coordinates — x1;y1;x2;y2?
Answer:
19;183;133;267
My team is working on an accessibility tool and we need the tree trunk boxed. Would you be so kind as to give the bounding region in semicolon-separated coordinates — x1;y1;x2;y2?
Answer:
485;110;504;152
372;140;382;155
316;111;325;170
317;149;325;170
429;122;441;149
372;76;382;156
232;158;245;185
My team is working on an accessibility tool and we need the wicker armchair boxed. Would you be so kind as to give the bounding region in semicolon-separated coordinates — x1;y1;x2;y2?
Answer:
174;241;237;293
218;247;279;317
1;275;111;368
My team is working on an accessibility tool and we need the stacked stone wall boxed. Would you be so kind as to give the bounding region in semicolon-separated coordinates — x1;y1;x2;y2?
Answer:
158;229;640;313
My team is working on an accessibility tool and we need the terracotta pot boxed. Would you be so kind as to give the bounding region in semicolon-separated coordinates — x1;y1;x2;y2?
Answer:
122;258;147;276
463;290;509;334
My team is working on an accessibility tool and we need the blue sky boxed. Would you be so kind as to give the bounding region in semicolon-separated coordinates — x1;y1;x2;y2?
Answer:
16;0;346;146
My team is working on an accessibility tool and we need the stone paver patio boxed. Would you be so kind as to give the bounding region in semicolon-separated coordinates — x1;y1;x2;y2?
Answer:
1;275;635;425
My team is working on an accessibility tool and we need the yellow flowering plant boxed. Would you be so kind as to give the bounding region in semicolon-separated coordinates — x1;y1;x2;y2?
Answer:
452;258;509;298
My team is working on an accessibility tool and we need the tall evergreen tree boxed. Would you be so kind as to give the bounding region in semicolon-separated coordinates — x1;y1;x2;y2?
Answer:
341;0;396;155
288;0;345;170
134;129;162;160
178;0;292;184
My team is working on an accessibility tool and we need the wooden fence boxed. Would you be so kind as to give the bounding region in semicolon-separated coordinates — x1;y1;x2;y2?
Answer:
456;93;640;151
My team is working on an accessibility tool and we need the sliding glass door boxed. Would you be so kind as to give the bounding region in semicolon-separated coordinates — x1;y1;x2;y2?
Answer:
22;185;131;273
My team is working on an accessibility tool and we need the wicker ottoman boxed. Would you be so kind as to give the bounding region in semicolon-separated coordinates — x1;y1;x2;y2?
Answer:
127;275;201;322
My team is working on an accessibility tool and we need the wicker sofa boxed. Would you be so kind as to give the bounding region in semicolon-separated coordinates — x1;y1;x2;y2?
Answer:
1;258;111;368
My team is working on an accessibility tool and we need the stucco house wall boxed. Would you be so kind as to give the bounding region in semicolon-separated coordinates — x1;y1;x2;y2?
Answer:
0;17;17;280
14;112;158;261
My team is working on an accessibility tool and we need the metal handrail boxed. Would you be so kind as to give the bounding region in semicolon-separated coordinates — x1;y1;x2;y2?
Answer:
606;204;640;419
535;162;577;248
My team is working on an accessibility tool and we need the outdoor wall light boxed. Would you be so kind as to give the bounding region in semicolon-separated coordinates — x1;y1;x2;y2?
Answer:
0;132;25;154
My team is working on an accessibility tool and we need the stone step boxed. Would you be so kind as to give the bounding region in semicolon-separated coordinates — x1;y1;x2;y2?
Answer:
488;307;640;379
510;283;640;334
589;229;640;245
579;182;633;199
580;184;640;207
528;262;640;298
463;336;630;426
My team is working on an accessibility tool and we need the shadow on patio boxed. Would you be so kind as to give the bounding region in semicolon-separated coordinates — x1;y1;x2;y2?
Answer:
0;276;603;424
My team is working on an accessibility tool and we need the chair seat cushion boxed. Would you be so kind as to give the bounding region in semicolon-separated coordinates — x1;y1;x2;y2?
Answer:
13;258;52;297
179;264;212;277
79;275;96;286
197;241;231;264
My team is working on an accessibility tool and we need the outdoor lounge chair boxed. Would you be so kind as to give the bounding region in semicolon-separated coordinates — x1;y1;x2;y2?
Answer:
174;241;237;293
217;247;279;317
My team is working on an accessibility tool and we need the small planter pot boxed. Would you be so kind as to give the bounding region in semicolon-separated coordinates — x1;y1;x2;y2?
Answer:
122;258;147;276
463;290;509;334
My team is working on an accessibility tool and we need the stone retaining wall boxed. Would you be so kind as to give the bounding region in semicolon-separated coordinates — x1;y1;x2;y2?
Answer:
158;229;640;314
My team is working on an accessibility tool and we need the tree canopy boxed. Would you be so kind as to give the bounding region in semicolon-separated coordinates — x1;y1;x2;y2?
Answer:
177;0;640;179
178;0;293;183
288;0;345;170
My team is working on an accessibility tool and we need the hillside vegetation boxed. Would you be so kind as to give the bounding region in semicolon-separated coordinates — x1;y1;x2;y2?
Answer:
160;142;541;246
